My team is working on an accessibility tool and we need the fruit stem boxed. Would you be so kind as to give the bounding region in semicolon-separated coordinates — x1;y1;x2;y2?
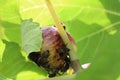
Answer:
44;0;78;61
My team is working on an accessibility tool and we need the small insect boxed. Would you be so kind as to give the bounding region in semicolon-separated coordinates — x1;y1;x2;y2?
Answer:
60;56;71;72
57;46;70;57
28;46;71;78
54;23;66;30
54;46;71;75
28;52;40;65
47;46;71;78
28;50;50;67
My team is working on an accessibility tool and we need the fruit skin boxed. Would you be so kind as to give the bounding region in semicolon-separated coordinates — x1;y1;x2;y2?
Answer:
29;26;75;77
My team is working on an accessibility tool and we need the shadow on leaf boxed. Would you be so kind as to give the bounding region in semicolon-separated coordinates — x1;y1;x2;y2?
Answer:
0;40;46;80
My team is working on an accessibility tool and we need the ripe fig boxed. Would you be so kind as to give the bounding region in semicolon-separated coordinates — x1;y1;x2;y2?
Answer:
28;26;76;77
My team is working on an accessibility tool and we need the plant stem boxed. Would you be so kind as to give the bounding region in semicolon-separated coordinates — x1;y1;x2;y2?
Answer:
44;0;78;61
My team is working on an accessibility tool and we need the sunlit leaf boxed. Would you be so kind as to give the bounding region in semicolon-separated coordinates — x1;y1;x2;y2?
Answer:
21;19;42;54
0;0;120;80
0;0;21;44
0;41;46;80
0;73;7;80
0;0;21;24
0;40;5;62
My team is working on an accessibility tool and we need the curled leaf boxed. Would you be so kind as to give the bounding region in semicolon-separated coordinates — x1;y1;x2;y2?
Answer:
21;19;42;54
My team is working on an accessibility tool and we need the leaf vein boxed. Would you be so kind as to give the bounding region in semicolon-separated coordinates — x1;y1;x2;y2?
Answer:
76;21;120;42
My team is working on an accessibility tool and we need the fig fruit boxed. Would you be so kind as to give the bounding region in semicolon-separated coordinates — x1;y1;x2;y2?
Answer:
28;26;75;77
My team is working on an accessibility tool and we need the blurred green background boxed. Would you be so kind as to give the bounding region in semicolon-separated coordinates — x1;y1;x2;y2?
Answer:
0;0;120;80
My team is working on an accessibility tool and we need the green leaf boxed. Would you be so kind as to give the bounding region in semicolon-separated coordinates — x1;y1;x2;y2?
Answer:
19;0;120;80
0;0;21;24
1;22;21;45
21;19;42;54
0;39;5;62
0;0;21;44
76;25;120;80
0;73;7;80
0;0;46;80
0;41;46;80
0;0;120;80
